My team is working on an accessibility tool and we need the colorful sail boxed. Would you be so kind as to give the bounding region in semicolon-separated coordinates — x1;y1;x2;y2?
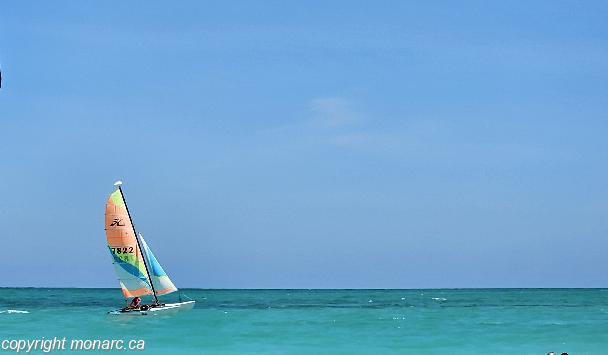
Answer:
105;189;153;298
140;234;178;296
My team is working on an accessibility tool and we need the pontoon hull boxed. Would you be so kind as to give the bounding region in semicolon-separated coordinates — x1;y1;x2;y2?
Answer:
108;300;195;315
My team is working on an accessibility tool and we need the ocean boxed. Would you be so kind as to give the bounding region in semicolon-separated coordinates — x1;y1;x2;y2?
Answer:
1;288;607;354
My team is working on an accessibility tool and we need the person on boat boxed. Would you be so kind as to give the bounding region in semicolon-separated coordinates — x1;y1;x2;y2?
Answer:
128;297;142;309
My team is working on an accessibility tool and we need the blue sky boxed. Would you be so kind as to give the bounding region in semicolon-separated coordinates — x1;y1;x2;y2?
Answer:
1;1;607;288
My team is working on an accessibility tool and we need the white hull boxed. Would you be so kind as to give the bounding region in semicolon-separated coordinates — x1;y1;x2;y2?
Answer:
108;301;195;316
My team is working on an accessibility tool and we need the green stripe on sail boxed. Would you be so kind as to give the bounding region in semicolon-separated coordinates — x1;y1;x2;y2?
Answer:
110;189;125;207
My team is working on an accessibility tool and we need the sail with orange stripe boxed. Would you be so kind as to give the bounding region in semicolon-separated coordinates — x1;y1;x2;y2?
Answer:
105;184;177;299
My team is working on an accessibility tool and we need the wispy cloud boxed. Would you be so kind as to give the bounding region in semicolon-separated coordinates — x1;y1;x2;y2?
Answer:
328;132;400;151
309;97;361;127
308;96;400;151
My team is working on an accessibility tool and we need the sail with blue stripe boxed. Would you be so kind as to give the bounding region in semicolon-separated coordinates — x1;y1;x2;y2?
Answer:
139;234;178;296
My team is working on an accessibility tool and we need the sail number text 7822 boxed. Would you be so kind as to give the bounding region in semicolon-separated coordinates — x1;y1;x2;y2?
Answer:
109;246;134;254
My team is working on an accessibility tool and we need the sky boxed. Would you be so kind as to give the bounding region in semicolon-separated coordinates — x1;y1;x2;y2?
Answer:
1;1;607;289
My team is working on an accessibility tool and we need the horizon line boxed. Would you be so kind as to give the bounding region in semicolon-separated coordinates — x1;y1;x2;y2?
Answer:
1;287;606;290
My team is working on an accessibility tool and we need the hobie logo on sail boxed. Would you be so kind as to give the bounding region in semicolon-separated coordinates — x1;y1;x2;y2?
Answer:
110;218;125;227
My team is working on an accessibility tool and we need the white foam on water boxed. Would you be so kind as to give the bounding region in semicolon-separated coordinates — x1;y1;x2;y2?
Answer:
432;297;447;301
0;309;29;314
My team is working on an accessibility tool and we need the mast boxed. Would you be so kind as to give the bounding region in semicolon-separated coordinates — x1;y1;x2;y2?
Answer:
114;181;159;305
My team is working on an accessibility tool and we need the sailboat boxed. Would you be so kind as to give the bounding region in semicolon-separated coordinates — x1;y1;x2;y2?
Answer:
105;181;195;315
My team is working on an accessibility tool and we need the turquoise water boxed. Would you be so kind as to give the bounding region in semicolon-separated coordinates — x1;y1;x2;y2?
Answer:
1;288;607;354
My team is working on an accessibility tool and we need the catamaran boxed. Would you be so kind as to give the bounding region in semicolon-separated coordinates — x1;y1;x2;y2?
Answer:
105;181;195;315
